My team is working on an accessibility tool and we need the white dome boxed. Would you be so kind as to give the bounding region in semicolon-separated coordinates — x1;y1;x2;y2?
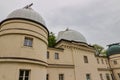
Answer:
57;29;87;43
7;7;46;26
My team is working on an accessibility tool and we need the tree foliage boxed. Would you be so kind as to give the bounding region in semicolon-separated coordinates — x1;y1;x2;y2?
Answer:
48;32;56;47
93;44;106;55
93;44;104;53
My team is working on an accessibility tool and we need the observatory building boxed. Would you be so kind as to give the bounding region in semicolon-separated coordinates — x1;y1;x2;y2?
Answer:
0;5;120;80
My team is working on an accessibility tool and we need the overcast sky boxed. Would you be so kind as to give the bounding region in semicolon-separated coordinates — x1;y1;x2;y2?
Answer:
0;0;120;48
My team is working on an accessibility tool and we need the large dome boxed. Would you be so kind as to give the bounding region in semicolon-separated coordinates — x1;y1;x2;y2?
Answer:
7;7;46;26
107;43;120;56
57;29;87;43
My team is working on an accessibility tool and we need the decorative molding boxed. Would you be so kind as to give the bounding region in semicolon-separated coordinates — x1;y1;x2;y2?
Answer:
0;57;47;66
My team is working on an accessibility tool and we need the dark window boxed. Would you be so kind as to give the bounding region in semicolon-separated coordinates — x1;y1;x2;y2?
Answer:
55;53;59;59
86;74;91;80
84;56;88;63
24;37;33;47
106;73;110;80
46;74;49;80
118;73;120;78
105;60;108;64
100;74;103;80
101;59;104;64
47;51;49;59
19;70;30;80
59;74;64;80
97;58;99;64
113;60;117;65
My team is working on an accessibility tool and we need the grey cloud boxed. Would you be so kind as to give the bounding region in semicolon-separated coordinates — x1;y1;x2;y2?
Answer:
0;0;120;48
45;0;120;47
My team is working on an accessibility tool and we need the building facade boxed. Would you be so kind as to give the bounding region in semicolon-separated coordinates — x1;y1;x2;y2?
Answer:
0;6;120;80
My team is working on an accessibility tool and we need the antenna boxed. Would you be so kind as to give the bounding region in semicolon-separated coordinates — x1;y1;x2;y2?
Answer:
24;3;33;9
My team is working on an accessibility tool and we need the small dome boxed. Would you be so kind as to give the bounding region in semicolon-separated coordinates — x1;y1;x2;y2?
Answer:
7;7;46;26
107;43;120;56
57;29;87;43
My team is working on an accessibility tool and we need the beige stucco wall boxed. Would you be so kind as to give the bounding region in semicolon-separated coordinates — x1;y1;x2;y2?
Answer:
55;41;108;80
0;62;46;80
0;19;48;80
109;54;120;80
98;71;112;80
72;48;100;80
0;19;48;62
47;47;73;65
47;67;75;80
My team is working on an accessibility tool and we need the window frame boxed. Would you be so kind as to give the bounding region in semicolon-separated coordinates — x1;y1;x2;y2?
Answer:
118;73;120;79
46;74;49;80
24;37;33;47
84;56;88;63
86;74;91;80
106;73;110;80
97;58;99;64
100;73;103;80
47;51;50;59
59;74;64;80
19;69;30;80
113;60;117;65
101;59;104;64
55;53;59;59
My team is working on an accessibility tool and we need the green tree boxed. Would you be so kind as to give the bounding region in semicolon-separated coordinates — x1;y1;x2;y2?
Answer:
48;32;56;47
93;44;104;55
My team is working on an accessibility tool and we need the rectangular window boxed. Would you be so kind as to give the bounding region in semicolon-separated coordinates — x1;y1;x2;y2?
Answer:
97;58;99;64
46;74;49;80
19;70;30;80
101;59;104;64
86;74;91;80
113;60;117;65
105;60;108;64
55;53;59;59
24;37;33;47
118;73;120;78
84;56;88;63
47;51;49;59
100;74;103;80
106;73;110;80
59;74;64;80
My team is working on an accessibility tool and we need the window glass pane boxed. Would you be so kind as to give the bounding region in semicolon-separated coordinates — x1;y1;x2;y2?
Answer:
19;70;30;80
19;77;23;80
24;37;33;47
86;74;90;80
25;70;29;76
46;74;49;80
106;74;110;80
25;77;28;80
19;70;24;76
59;74;64;80
29;40;32;47
113;60;117;64
55;53;59;59
84;56;88;63
101;59;104;64
97;58;99;64
100;74;103;80
47;51;49;59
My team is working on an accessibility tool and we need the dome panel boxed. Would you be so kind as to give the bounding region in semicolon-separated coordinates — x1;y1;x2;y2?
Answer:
7;8;46;26
57;29;87;43
107;44;120;56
